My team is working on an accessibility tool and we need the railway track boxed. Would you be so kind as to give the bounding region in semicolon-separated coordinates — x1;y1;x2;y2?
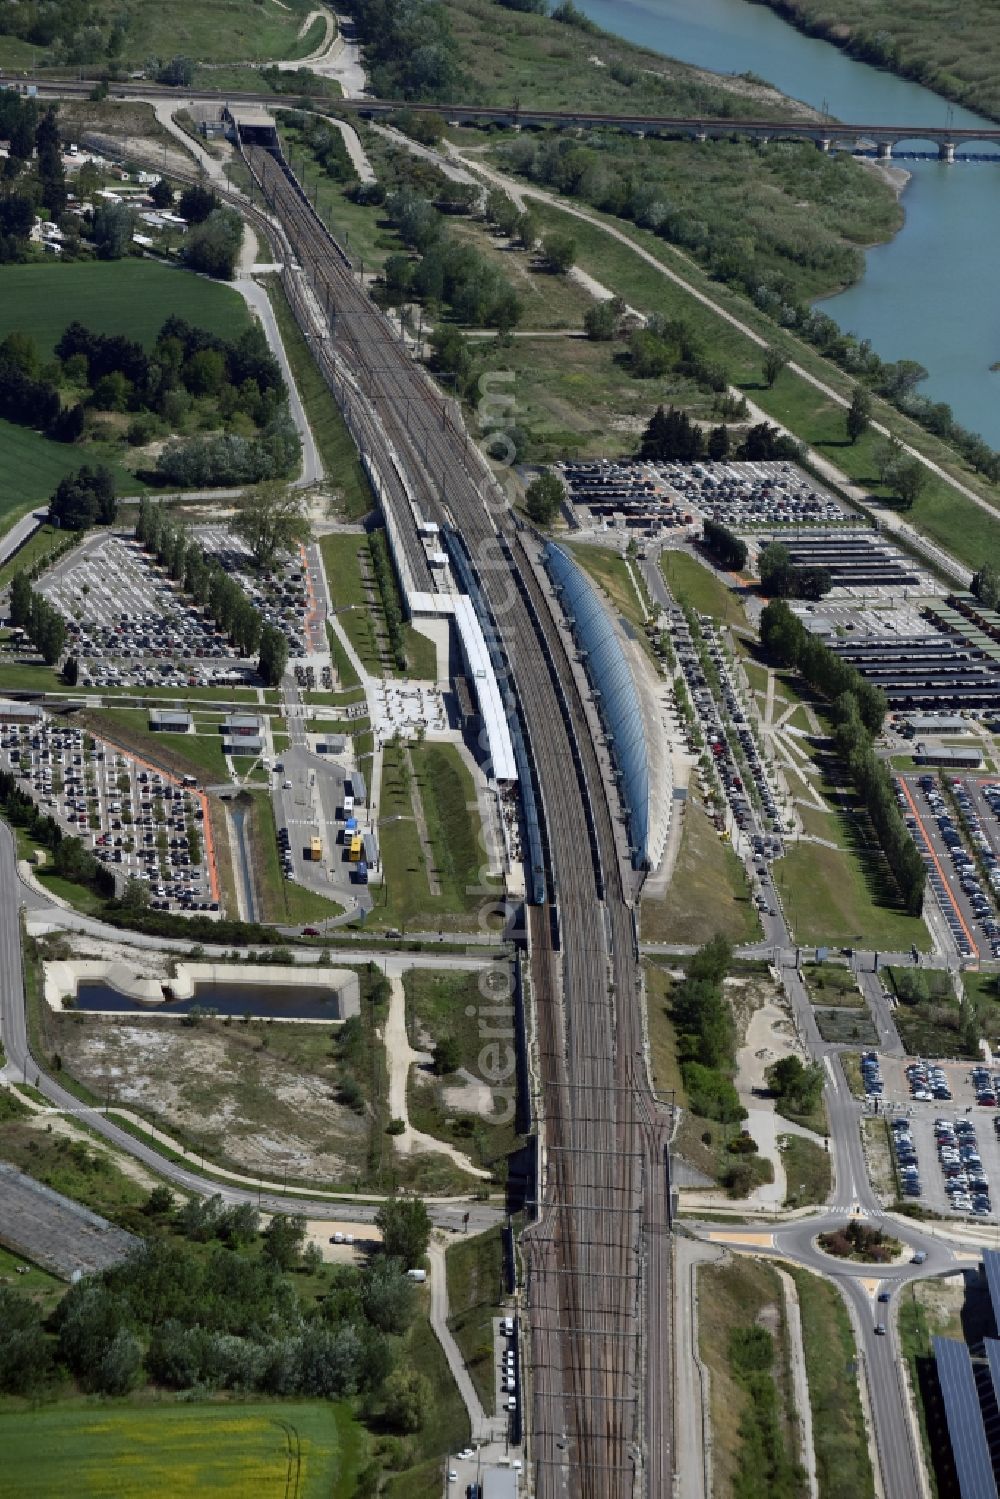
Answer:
243;141;674;1497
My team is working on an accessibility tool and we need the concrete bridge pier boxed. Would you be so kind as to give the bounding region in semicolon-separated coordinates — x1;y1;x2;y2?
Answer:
816;137;831;153
939;140;956;163
877;140;893;161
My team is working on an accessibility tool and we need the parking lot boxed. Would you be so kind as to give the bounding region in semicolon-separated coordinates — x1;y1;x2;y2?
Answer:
897;773;999;960
667;602;784;877
3;713;219;913
37;533;257;690
871;1054;1000;1220
556;458;847;539
752;529;924;595
192;525;311;658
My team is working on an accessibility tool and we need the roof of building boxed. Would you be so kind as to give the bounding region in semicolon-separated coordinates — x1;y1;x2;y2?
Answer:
546;542;651;867
914;743;984;765
933;1337;998;1499
222;713;263;731
906;715;969;731
149;708;192;727
452;593;518;783
223;735;264;754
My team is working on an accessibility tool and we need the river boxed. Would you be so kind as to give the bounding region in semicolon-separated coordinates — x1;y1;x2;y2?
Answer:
575;0;1000;447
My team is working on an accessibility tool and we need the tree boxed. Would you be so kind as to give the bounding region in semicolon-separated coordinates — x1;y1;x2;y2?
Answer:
150;177;174;209
762;346;787;388
706;424;730;460
181;207;242;280
383;1365;430;1433
375;1197;431;1267
9;571;31;630
0;1289;52;1394
540;232;576;274
524;470;565;526
262;1213;306;1270
583;299;620;341
179;182;218;225
360;1259;417;1335
758;541;793;596
846;383;872;444
121;876;150;914
144;1185;175;1217
432;1036;461;1075
158;55;195;87
91;200;134;260
893;457;927;510
972;559;1000;611
233;482;309;571
258;624;290;686
766;1055;824;1114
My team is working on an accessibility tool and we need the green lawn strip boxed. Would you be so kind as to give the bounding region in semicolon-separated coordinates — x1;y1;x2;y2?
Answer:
408;743;492;913
0;523;71;591
0;659;66;694
787;1265;876;1499
660;550;747;627
402;624;439;681
404;969;520;1177
566;542;647;633
525;198;1000;573
775;836;929;951
640;797;761;946
0;419;143;511
697;1256;802;1499
320;533;385;674
82;707;229;783
326;622;363;689
780;1133;832;1208
264;277;375;522
0;1401;362;1499
101;685;268;706
445;1227;506;1412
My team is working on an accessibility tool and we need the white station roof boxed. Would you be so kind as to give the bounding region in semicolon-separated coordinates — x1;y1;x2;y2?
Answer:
453;594;518;784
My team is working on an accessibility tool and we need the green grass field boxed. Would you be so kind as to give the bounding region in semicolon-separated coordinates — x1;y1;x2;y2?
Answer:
567;543;648;634
640;797;761;946
0;420;142;512
0;262;250;359
660;550;747;626
0;261;251;512
0;1401;364;1499
84;708;229;783
776;833;930;951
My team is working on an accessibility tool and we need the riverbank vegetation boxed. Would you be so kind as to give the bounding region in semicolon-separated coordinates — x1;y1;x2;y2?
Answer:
756;0;1000;124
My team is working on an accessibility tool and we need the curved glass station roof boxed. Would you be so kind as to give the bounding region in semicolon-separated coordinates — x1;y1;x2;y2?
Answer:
545;543;650;868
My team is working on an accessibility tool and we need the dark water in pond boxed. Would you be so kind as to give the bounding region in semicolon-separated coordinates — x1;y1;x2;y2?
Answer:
75;980;343;1020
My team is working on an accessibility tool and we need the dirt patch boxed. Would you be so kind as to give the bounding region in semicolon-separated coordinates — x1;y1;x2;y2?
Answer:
50;1017;368;1182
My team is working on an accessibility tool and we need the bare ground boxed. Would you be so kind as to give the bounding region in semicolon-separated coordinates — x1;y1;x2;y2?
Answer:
51;1019;368;1181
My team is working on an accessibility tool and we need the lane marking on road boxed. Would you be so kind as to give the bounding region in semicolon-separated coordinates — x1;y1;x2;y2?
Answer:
860;1277;882;1298
704;1231;775;1248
